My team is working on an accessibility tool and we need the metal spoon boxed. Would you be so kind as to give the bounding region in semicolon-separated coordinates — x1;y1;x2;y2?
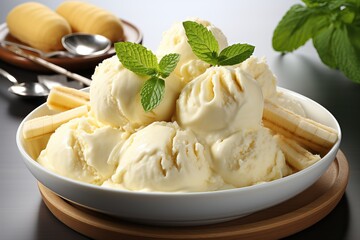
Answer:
1;33;111;58
0;68;50;97
1;40;73;58
61;33;111;56
6;46;92;86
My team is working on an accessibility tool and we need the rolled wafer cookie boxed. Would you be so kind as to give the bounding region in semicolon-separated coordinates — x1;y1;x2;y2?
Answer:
47;86;89;111
275;134;321;171
263;100;338;154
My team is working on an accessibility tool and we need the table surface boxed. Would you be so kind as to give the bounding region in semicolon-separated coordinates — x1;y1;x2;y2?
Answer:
0;0;359;239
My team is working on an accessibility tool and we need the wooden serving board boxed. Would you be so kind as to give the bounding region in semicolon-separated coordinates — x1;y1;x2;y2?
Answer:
39;150;349;240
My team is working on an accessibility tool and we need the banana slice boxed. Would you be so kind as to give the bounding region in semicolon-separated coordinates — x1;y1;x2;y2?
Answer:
263;100;338;154
23;105;88;140
47;86;89;111
275;134;321;171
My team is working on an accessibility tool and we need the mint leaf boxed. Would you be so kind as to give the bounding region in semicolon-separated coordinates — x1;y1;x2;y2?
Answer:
348;24;360;50
218;43;255;66
158;53;180;78
272;4;329;52
274;1;360;83
332;25;360;83
339;7;356;24
313;25;337;68
301;0;327;7
140;76;165;111
183;21;219;65
182;20;255;67
115;42;158;76
115;42;180;112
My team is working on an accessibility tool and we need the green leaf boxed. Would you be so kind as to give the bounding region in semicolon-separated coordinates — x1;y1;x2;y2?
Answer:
272;4;329;52
158;53;180;78
140;76;165;112
339;7;356;24
115;42;158;76
328;0;357;10
218;43;255;66
302;0;351;10
183;21;219;65
313;24;337;68
348;24;360;50
301;0;327;8
332;24;360;82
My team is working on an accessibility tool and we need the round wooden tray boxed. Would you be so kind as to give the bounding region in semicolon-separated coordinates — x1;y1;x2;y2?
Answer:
0;19;142;72
39;150;349;240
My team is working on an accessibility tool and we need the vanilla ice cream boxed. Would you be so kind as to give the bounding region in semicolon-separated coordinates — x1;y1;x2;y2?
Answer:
176;66;263;144
237;56;277;99
211;127;290;187
90;56;181;130
237;57;306;116
28;17;316;193
268;92;306;116
157;18;228;86
37;116;127;184
103;121;222;192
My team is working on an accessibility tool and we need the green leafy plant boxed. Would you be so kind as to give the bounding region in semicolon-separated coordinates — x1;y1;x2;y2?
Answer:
272;0;360;83
183;21;255;66
115;42;180;112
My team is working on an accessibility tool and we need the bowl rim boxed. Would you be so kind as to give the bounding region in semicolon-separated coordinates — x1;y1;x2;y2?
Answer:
16;87;342;197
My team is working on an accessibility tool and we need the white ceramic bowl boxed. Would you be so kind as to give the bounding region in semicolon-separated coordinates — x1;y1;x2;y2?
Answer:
16;87;341;226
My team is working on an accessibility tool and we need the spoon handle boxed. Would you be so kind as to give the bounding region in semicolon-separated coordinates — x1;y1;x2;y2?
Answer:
1;40;72;58
6;46;92;86
0;68;18;84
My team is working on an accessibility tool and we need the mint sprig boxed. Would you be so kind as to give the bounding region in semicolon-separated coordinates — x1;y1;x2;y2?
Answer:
218;43;255;66
115;42;180;112
182;21;219;65
115;42;158;76
272;0;360;83
140;76;165;112
183;21;255;66
158;53;181;78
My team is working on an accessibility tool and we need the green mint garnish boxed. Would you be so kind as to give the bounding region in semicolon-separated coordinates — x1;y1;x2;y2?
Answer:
272;0;360;83
158;53;181;78
115;42;158;76
218;43;255;66
183;21;255;66
182;21;219;65
115;42;180;112
140;76;165;112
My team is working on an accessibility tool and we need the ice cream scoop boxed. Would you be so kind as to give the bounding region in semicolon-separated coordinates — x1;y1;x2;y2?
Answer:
237;57;306;116
157;18;228;86
90;56;181;130
37;116;127;184
103;122;220;192
211;127;290;188
176;66;263;144
236;57;277;99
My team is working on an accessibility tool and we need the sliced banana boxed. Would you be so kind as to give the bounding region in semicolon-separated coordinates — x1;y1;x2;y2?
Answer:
47;86;90;111
263;100;338;154
23;105;89;140
275;134;321;171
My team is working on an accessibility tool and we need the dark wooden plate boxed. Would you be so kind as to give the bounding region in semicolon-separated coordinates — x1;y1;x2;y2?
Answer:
0;19;142;72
